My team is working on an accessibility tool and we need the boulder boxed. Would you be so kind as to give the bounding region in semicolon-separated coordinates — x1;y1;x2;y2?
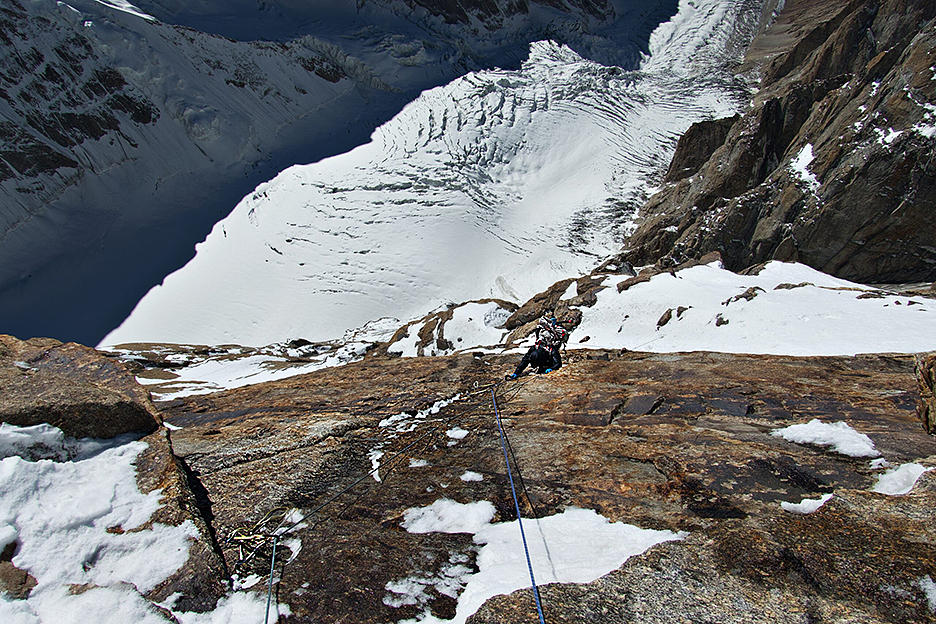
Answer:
0;541;36;600
0;335;159;438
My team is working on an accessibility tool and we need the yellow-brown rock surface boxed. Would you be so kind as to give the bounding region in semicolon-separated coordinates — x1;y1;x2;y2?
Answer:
158;349;936;622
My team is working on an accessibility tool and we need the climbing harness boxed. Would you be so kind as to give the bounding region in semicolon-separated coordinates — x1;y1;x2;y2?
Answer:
491;386;547;624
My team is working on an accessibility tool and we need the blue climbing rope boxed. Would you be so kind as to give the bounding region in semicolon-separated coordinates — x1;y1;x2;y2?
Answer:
491;387;547;624
264;535;278;624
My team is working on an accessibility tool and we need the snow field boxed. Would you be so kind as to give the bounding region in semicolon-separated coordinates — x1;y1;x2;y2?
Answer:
102;0;764;348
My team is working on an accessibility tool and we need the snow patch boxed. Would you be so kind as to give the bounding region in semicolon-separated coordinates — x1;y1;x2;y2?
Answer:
401;499;497;534
871;463;933;495
920;576;936;613
0;424;271;623
790;144;819;192
780;493;833;514
446;427;469;440
395;504;685;624
771;419;879;457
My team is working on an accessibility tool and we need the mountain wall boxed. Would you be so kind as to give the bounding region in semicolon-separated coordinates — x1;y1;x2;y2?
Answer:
0;0;407;345
622;0;936;285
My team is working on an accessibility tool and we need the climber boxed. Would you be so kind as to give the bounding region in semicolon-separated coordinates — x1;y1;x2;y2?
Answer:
506;315;569;379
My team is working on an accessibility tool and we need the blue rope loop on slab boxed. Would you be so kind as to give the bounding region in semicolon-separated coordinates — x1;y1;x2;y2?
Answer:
491;387;547;624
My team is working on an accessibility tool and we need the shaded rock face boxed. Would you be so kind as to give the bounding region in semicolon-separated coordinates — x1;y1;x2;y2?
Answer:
159;349;936;622
134;427;228;612
390;0;614;26
917;352;936;434
0;334;159;438
624;0;936;285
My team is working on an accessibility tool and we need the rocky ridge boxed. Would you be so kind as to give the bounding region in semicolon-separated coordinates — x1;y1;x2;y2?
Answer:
621;0;936;285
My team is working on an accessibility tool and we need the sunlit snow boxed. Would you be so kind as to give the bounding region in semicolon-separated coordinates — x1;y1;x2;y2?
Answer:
102;0;762;347
394;501;685;624
92;0;155;21
871;463;933;495
570;261;936;356
771;419;879;458
0;424;279;624
780;493;833;514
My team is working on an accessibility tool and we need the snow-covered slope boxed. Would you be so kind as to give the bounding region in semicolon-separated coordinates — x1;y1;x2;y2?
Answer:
2;0;691;346
102;0;767;347
568;261;936;356
0;0;410;344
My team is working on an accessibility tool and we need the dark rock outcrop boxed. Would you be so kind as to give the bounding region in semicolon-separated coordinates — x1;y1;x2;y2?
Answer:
662;114;740;183
624;0;936;285
917;352;936;434
0;334;159;438
0;540;36;600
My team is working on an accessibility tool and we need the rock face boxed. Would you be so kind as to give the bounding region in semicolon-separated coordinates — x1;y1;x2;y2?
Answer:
0;334;159;438
0;333;226;611
158;348;936;622
623;0;936;285
133;427;229;612
917;352;936;434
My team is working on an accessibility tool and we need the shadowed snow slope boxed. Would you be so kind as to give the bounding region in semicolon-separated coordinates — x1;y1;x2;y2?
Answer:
102;0;767;347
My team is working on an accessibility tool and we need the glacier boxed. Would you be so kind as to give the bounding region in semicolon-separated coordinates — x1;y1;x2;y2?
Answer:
102;0;768;347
